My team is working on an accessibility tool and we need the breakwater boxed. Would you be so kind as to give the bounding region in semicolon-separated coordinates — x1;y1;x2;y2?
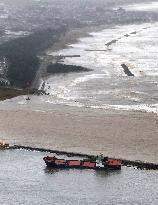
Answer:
121;64;134;76
9;145;158;170
122;159;158;170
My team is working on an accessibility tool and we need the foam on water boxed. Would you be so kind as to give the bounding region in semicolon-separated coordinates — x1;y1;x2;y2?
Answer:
43;22;158;114
44;22;158;114
123;2;158;11
90;104;158;114
70;74;108;86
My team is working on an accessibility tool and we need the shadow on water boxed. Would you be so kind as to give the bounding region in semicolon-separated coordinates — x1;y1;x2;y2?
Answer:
44;166;121;178
94;169;121;178
0;149;157;205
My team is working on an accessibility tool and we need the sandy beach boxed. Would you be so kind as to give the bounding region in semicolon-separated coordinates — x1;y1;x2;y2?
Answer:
0;105;157;163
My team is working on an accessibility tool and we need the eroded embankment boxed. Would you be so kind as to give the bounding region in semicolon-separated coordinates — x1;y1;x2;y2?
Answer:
9;145;158;170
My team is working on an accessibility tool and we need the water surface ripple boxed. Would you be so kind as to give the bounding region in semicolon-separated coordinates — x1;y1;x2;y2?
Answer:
0;150;157;205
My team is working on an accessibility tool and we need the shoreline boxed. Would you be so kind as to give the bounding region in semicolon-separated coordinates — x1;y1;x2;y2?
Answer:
36;24;110;84
32;26;95;88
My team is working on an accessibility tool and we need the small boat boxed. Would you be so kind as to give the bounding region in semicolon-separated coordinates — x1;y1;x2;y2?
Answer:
43;155;122;170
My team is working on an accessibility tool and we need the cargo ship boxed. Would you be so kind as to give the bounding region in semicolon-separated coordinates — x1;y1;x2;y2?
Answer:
43;155;122;170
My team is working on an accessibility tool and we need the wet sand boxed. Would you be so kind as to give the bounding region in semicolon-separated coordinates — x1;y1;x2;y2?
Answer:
0;106;157;163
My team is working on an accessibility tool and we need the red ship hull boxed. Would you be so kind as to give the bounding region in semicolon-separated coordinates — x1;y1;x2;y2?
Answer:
43;156;121;170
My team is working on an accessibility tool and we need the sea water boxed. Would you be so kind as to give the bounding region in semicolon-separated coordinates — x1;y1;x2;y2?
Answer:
0;149;157;205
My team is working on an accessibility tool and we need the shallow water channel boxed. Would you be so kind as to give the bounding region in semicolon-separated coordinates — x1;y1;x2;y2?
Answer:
0;149;157;205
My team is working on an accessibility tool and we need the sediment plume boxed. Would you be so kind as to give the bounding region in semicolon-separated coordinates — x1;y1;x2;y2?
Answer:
121;64;134;76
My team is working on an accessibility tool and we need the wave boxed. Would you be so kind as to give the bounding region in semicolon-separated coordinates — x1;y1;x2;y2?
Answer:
123;2;158;11
70;73;108;87
90;104;158;114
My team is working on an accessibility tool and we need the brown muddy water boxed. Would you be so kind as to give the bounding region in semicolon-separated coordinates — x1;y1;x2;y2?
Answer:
0;149;157;205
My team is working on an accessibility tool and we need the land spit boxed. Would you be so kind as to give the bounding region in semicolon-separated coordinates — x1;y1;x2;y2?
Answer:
0;105;157;164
